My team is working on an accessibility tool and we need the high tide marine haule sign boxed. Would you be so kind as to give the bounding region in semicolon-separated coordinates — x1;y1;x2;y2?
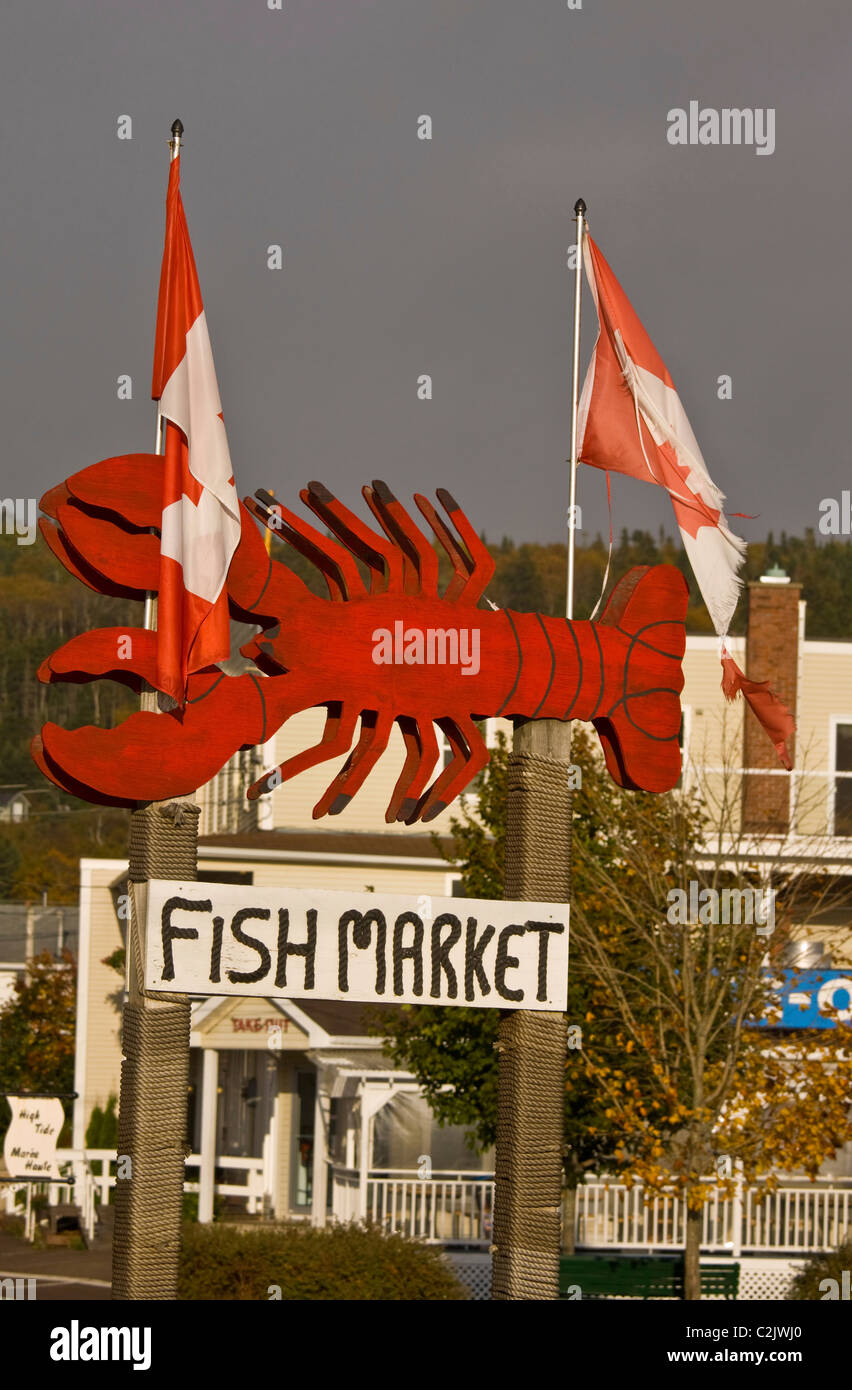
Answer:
139;881;569;1011
1;1096;64;1180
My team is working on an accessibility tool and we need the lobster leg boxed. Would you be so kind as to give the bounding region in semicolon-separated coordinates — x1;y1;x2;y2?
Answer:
413;493;475;602
435;488;495;606
413;490;495;606
363;481;439;597
303;482;404;595
313;707;394;818
386;715;440;824
246;492;366;603
247;702;359;799
415;715;490;823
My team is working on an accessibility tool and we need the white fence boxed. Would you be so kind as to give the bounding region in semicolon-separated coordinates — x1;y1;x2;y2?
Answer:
576;1179;852;1256
1;1152;100;1241
333;1170;851;1254
5;1155;850;1257
2;1147;268;1241
368;1171;493;1245
329;1168;493;1245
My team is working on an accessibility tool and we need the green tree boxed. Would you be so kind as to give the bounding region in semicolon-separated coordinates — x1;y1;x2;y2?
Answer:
85;1094;118;1150
0;810;129;903
0;950;77;1144
370;729;628;1201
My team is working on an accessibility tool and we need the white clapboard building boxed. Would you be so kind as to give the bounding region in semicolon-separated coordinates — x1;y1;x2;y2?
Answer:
69;566;852;1241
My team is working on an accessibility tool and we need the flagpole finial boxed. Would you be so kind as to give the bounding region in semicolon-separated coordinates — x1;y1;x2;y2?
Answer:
171;119;184;139
574;198;586;216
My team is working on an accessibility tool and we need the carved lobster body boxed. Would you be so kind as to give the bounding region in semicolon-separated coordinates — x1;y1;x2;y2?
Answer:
32;460;689;819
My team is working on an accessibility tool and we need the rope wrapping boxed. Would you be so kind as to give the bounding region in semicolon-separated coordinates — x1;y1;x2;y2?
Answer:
127;800;200;883
112;799;197;1301
111;1004;191;1299
491;740;572;1301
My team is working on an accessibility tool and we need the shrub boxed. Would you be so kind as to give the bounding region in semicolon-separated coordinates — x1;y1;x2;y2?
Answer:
85;1094;118;1150
789;1240;852;1299
178;1221;468;1301
182;1192;226;1224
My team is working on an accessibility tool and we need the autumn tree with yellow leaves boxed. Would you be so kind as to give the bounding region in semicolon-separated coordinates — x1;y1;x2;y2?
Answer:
570;742;852;1300
379;725;852;1299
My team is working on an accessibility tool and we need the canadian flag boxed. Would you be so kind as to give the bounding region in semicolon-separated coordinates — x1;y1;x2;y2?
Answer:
577;232;795;769
150;155;241;705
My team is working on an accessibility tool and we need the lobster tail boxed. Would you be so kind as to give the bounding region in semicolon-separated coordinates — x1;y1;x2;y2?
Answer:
592;565;688;794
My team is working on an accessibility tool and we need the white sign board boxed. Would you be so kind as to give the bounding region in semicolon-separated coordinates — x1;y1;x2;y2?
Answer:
141;881;568;1011
3;1096;64;1179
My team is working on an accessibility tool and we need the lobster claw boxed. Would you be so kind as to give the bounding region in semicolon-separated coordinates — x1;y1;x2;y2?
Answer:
38;453;296;622
38;455;164;599
33;452;322;806
33;669;270;807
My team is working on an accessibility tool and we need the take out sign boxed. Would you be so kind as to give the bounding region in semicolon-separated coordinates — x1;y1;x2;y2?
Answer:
140;882;568;1011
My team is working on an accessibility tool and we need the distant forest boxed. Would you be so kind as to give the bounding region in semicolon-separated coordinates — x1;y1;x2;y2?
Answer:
0;524;849;900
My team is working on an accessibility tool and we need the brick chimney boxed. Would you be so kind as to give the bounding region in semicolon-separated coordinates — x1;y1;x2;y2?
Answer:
741;567;801;833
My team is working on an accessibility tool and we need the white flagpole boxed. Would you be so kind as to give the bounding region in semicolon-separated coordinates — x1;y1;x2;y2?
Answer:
113;117;198;1302
566;197;586;621
142;118;183;640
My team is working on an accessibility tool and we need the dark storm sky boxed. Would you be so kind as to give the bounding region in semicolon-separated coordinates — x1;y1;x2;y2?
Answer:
1;0;849;553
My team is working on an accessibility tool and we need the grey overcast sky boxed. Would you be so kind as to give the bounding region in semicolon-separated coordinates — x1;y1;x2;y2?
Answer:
1;0;850;552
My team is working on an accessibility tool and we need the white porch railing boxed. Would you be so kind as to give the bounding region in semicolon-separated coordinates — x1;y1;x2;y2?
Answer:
742;1183;852;1253
575;1179;852;1255
7;1154;848;1256
328;1169;852;1253
330;1167;494;1246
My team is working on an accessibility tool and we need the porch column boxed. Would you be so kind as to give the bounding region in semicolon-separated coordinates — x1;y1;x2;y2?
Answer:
198;1048;219;1224
273;1057;294;1219
312;1074;329;1229
358;1095;370;1220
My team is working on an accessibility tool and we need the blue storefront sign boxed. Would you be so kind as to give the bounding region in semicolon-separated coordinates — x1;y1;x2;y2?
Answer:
761;969;852;1029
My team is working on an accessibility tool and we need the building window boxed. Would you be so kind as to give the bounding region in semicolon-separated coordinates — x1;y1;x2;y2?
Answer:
835;723;852;836
292;1070;316;1209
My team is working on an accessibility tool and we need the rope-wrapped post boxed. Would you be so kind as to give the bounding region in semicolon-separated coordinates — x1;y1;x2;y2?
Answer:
111;796;199;1301
490;719;572;1300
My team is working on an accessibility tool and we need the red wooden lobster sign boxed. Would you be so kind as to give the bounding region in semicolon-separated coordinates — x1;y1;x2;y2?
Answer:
32;455;688;819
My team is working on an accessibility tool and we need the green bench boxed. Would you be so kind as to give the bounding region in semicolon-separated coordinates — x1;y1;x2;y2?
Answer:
559;1254;740;1300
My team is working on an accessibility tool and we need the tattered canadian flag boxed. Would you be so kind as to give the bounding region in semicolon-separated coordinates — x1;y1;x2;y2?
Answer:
150;155;241;705
577;232;795;769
